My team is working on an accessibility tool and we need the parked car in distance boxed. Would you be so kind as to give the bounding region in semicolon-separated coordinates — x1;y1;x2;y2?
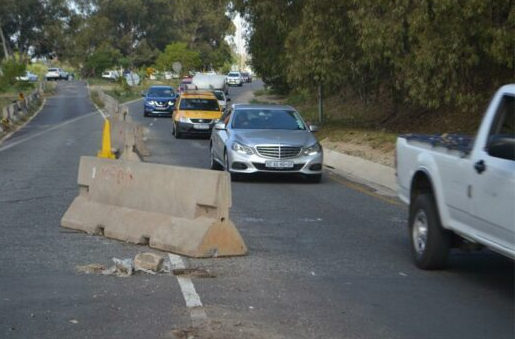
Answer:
241;72;252;83
226;71;243;87
172;91;223;138
16;71;38;82
164;71;180;80
142;85;177;117
210;104;323;182
211;90;231;111
396;84;515;270
45;68;68;81
102;70;119;81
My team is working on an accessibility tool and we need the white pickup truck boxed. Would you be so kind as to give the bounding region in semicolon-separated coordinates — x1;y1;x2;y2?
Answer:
396;84;515;269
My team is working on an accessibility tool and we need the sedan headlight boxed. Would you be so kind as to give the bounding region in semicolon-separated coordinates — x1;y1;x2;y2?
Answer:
147;100;156;106
302;142;322;156
232;142;254;155
179;117;190;123
168;100;175;106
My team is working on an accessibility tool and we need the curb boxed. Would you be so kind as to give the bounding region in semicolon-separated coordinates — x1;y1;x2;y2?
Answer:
323;146;396;192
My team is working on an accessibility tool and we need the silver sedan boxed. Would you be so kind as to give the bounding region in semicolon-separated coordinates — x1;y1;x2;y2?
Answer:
210;104;323;182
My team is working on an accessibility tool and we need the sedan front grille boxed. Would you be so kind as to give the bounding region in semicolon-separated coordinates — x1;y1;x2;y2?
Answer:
256;145;302;159
190;119;213;123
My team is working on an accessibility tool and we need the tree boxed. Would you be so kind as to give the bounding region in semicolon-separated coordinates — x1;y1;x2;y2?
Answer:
233;0;305;93
285;0;358;93
155;42;201;74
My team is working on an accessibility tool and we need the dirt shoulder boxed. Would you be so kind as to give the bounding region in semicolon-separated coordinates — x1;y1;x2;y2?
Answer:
321;139;395;167
253;91;397;167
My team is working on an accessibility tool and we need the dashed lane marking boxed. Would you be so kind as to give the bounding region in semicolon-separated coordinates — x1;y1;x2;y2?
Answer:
168;254;208;327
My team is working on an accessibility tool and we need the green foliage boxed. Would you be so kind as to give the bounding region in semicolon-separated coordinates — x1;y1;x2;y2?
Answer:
238;0;515;110
0;59;26;91
83;45;121;77
233;0;304;94
155;43;201;74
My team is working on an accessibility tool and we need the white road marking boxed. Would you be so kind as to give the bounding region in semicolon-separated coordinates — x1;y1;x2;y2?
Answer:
0;111;100;153
149;123;153;127
168;254;208;327
153;118;157;122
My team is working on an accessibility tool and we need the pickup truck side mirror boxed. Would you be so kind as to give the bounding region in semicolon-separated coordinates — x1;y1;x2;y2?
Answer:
309;125;320;132
214;122;226;130
487;135;515;161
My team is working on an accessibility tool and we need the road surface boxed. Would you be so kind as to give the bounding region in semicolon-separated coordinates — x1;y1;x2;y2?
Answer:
0;80;513;339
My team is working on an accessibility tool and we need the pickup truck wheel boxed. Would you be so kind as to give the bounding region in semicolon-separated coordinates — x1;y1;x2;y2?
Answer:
409;193;451;270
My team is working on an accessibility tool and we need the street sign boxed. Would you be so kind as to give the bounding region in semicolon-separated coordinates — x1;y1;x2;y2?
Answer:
125;72;140;87
172;62;182;74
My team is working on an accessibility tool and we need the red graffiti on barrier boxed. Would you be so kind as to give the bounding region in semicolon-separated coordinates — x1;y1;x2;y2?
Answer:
99;165;134;185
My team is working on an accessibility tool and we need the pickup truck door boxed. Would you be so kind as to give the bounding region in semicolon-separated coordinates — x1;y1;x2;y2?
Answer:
470;94;515;251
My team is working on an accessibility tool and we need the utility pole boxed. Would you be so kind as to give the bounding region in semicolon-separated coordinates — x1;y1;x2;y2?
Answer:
317;83;324;123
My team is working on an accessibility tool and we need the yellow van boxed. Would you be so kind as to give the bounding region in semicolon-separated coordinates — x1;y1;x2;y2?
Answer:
172;91;223;138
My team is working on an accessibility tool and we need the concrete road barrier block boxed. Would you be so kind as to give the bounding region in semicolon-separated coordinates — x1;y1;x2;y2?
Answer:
135;124;150;156
111;117;148;160
61;156;247;257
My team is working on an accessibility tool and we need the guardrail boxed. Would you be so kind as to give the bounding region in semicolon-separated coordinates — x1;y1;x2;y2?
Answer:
0;82;47;133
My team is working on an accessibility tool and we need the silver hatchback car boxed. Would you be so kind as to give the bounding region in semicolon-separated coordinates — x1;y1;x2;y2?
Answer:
210;104;323;182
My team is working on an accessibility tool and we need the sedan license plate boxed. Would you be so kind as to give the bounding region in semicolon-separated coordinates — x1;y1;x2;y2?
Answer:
265;160;294;169
193;123;210;130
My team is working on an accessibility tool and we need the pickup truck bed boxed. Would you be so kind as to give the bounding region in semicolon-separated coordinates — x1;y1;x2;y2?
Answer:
400;134;475;155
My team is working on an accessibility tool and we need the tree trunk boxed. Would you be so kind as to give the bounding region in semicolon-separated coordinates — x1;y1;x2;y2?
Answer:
0;23;10;60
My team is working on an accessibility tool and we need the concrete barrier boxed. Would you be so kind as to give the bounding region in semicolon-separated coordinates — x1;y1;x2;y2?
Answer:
323;147;396;191
61;156;247;257
110;119;142;161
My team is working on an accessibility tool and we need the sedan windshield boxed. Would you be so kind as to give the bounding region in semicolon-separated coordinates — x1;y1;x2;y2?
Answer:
228;72;240;77
147;88;174;97
180;98;219;111
232;109;306;130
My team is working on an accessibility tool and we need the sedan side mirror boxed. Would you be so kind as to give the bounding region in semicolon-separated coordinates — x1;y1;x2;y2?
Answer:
214;122;226;130
309;125;320;132
487;135;515;161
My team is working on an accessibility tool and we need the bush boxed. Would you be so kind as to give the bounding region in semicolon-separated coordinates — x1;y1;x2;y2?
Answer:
0;59;26;92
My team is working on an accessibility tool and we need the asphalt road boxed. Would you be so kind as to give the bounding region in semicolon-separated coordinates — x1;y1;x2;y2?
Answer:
0;80;513;339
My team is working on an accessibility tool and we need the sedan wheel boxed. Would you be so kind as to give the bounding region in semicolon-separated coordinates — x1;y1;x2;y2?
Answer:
210;146;222;170
224;152;240;181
